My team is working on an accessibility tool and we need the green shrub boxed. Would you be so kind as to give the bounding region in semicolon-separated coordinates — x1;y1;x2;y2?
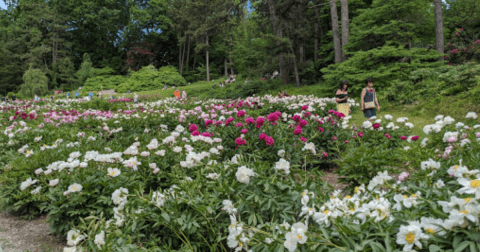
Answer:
19;67;49;98
321;46;443;96
116;66;187;93
83;75;127;92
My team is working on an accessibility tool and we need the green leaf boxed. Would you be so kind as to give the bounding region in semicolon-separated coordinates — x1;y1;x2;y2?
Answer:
429;244;441;252
161;213;170;222
454;241;471;252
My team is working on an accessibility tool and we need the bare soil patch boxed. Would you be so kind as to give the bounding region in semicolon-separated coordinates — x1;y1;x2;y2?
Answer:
0;211;64;252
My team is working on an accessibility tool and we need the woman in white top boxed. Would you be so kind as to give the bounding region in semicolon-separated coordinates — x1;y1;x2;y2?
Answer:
182;89;187;99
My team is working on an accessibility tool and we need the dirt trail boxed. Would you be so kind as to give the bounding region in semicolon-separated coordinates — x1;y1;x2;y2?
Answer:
0;212;64;252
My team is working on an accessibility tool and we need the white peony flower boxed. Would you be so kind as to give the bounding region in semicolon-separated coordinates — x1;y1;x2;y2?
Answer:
67;229;85;246
396;223;429;251
107;168;121;177
94;230;105;247
68;183;83;193
235;166;255;184
274;158;291;175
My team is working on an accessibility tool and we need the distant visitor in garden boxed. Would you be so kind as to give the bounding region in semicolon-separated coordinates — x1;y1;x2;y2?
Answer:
12;93;16;101
174;89;181;99
182;89;187;99
335;80;350;116
66;92;70;99
361;78;380;119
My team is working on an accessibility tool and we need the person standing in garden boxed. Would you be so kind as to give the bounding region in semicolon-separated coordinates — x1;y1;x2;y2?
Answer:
12;93;16;101
75;91;79;99
182;89;187;99
88;91;93;99
67;92;70;99
361;78;380;119
335;80;351;116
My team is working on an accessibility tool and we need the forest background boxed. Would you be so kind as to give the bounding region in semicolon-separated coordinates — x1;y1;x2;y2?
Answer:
0;0;479;99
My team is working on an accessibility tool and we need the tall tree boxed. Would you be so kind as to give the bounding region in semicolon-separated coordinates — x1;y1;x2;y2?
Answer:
434;0;444;61
329;0;342;63
340;0;349;61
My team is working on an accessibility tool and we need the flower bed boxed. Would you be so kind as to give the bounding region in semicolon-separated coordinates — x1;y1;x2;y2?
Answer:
0;96;479;251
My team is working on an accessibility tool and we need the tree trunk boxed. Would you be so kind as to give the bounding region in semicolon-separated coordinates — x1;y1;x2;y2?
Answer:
224;58;228;77
229;27;235;75
193;53;196;70
178;43;182;74
293;54;300;87
299;43;304;64
329;0;342;64
206;32;210;82
103;33;109;61
434;0;444;61
340;0;349;62
181;39;187;75
267;0;287;84
186;35;191;71
314;22;319;62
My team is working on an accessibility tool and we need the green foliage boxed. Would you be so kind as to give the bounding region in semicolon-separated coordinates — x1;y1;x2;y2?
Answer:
321;46;443;95
75;54;96;88
19;67;49;98
384;63;480;103
83;75;127;92
116;66;187;93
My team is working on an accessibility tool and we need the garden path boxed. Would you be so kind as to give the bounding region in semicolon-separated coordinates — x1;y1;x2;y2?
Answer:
0;212;64;252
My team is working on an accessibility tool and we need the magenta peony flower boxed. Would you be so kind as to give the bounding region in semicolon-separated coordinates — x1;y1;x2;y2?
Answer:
223;118;233;126
293;127;302;135
411;136;419;141
256;117;265;128
384;133;391;139
237;110;246;117
245;117;255;125
235;137;246;145
358;132;364;138
344;140;349;143
292;115;301;122
323;152;328;158
241;129;248;134
265;136;274;146
191;130;200;136
328;110;335;114
318;127;324;133
259;133;267;140
372;123;380;129
333;136;337;141
235;122;243;128
205;120;213;126
267;113;279;122
202;132;212;137
299;120;308;127
301;105;308;111
400;136;407;140
300;137;307;142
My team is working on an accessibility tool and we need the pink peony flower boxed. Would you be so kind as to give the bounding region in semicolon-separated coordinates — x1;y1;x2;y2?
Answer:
358;132;364;138
323;152;328;158
189;124;198;132
333;136;337;141
400;136;407;140
344;140;349;143
241;129;248;134
318;127;324;133
301;105;308;111
267;113;279;122
292;115;301;122
300;137;307;142
398;172;410;182
205;119;213;126
191;130;200;136
372;123;380;129
235;122;244;128
299;120;308;127
384;133;391;139
411;136;419;141
202;132;212;137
